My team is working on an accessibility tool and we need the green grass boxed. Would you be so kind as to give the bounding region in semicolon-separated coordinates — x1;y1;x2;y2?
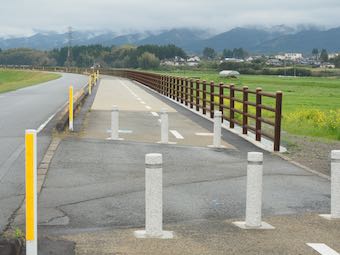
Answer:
156;70;340;140
0;69;61;94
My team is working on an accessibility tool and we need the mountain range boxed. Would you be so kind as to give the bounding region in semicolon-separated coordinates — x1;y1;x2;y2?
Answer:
1;26;340;54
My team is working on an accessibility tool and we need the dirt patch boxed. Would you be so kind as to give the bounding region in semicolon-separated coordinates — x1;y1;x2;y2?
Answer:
282;133;340;176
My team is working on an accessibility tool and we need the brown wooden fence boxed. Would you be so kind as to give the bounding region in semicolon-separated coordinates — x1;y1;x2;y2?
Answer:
105;69;283;151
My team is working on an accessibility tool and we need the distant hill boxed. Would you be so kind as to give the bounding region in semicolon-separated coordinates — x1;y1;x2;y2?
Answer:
1;26;340;54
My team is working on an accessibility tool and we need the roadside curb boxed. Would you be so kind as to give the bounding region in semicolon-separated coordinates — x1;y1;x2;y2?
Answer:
55;82;91;132
274;152;331;181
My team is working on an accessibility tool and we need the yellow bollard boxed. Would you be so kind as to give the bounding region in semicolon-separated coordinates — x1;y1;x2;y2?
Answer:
88;76;92;95
69;86;74;131
97;69;100;80
26;129;37;255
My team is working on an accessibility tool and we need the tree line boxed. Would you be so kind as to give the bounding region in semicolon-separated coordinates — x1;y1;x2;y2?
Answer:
0;44;187;69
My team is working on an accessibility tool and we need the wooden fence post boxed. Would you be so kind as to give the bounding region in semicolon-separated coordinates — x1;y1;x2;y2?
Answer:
274;91;283;151
219;83;224;122
210;81;215;118
185;79;189;106
203;80;207;115
230;84;235;128
180;78;184;104
243;86;249;134
196;80;200;111
256;88;262;141
176;77;180;101
190;79;194;109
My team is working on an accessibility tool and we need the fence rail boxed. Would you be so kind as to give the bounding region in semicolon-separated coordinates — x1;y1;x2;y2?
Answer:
2;66;283;151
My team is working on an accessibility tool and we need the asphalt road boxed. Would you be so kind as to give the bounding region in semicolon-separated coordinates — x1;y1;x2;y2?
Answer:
0;72;87;233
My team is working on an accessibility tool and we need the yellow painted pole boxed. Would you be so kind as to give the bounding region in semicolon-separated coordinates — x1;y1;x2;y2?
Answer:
25;129;37;255
88;76;92;95
97;69;99;80
69;85;74;131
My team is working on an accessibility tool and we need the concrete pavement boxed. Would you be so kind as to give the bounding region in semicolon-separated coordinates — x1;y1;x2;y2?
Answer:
11;75;339;254
0;72;87;233
81;76;234;148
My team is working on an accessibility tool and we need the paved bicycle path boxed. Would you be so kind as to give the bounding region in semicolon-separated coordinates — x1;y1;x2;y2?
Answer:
14;76;338;254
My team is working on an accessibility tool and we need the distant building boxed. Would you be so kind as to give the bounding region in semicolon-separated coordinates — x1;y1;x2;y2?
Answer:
186;56;200;67
275;53;303;61
223;58;244;63
329;53;339;59
320;62;335;69
266;58;282;66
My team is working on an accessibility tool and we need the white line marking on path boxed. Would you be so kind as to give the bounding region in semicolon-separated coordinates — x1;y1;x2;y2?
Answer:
170;130;184;139
306;243;339;255
151;112;159;117
195;132;214;136
119;129;133;134
145;106;152;110
158;119;161;123
141;101;146;104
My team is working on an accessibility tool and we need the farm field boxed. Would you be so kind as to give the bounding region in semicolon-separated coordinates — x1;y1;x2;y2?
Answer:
0;69;61;94
157;70;340;141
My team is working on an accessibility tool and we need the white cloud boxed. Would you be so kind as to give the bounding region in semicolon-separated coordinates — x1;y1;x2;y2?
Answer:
0;0;340;36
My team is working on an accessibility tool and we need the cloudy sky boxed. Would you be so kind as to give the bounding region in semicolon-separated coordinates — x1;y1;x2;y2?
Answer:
1;0;340;37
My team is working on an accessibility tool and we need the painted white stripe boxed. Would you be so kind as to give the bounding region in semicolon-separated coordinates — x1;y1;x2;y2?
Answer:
37;101;68;133
195;132;214;136
306;243;339;255
158;119;161;123
151;112;159;117
141;101;146;104
118;129;133;134
170;130;184;139
145;106;152;110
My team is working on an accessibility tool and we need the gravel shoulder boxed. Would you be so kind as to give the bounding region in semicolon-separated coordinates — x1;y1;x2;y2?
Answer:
282;133;340;176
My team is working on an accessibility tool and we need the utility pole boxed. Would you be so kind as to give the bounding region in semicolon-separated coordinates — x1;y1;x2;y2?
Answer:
66;26;73;69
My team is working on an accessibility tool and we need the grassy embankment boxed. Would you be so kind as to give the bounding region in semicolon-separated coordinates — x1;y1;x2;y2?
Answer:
0;69;61;94
157;70;340;141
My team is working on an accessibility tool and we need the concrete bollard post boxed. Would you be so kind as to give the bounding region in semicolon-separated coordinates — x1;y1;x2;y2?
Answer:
110;105;120;140
213;111;222;147
320;150;340;220
134;153;173;239
245;152;263;227
331;150;340;218
160;108;169;144
25;129;38;255
208;111;225;148
145;153;163;236
233;152;274;229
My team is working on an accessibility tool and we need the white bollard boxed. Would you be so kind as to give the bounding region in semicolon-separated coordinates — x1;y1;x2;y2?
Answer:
233;152;274;229
331;150;340;218
208;111;225;148
246;152;263;227
145;153;163;236
134;153;173;239
160;108;169;144
110;105;119;140
320;150;340;220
